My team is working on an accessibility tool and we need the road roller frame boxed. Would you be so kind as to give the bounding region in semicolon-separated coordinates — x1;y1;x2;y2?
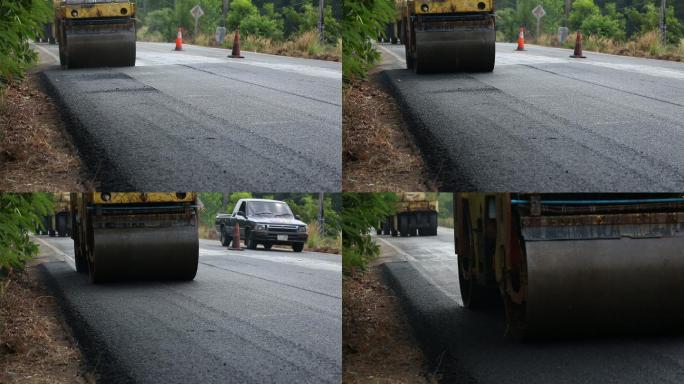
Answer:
455;193;684;336
378;192;438;237
399;0;496;73
54;0;136;69
70;193;199;283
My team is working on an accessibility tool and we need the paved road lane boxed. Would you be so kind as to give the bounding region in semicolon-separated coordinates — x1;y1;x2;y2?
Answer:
34;42;341;191
377;42;684;191
35;236;341;384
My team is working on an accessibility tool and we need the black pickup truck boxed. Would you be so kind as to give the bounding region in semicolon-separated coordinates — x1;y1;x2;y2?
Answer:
214;198;308;252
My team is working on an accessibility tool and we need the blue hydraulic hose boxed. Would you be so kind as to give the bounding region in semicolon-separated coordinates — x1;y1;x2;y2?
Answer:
511;198;684;206
86;205;198;210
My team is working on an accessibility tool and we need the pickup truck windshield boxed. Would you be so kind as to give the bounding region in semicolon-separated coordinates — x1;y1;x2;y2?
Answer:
246;201;293;218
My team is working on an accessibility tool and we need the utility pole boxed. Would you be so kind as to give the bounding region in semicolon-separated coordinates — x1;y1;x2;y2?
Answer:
223;0;229;27
564;0;571;26
318;192;325;236
660;0;667;43
318;0;325;43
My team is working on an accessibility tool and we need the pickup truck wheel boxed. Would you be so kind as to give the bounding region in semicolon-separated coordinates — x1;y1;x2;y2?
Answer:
263;243;273;250
292;243;304;252
246;233;257;250
220;229;231;247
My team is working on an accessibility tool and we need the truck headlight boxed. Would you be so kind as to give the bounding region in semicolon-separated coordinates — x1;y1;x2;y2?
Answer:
256;224;267;231
298;225;307;233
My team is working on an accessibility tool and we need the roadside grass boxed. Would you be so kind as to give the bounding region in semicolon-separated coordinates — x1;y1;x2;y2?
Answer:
532;30;684;62
137;28;341;61
438;216;453;228
343;78;433;192
198;225;217;241
0;268;91;383
305;221;340;253
0;75;85;191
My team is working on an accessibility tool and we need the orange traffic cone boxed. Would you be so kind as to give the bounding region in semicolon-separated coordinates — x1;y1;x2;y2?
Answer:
174;27;183;51
230;222;243;251
228;28;244;58
570;31;586;58
516;26;526;51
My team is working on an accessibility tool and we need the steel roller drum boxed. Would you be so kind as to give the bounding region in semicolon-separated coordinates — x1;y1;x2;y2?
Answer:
90;225;198;282
414;28;495;73
524;235;684;335
64;21;136;68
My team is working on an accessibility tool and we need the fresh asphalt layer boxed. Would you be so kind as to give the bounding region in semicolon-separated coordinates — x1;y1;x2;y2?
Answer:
34;42;341;191
377;42;684;191
377;228;684;384
35;236;341;384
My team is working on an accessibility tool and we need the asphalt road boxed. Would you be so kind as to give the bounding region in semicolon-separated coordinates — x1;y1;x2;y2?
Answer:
33;42;341;191
34;236;341;384
377;229;684;384
377;42;684;191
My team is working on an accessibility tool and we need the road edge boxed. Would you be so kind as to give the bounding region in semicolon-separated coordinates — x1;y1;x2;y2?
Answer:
35;262;136;384
381;261;477;384
379;70;477;190
38;70;134;190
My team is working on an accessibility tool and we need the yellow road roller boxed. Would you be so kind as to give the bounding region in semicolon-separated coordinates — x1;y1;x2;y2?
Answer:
54;0;136;68
455;193;684;336
378;192;439;237
398;0;495;73
70;192;199;283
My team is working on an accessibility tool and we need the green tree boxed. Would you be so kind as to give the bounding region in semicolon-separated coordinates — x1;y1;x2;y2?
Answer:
0;0;52;86
198;192;253;227
626;3;682;43
241;4;284;39
285;195;341;236
342;0;395;81
228;0;259;30
341;193;396;274
569;0;601;30
145;7;178;41
0;193;53;274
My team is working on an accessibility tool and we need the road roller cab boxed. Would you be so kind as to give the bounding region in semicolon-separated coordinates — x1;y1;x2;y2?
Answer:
70;192;199;283
455;193;684;337
54;0;137;69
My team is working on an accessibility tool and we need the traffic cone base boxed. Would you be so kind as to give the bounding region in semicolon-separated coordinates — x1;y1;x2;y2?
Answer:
230;223;243;251
228;29;245;59
174;28;183;51
570;31;586;58
516;26;526;51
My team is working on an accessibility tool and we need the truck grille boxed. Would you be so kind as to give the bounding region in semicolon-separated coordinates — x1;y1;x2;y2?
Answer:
267;224;299;232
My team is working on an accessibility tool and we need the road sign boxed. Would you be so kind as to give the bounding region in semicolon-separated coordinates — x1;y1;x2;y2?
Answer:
190;5;204;36
532;4;546;18
190;4;204;19
532;5;546;40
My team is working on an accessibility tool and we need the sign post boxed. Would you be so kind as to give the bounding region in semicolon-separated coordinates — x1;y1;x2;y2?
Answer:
532;5;546;41
190;5;204;37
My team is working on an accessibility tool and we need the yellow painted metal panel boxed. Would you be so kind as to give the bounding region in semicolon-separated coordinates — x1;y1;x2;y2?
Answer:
63;2;135;19
90;192;196;205
411;0;492;14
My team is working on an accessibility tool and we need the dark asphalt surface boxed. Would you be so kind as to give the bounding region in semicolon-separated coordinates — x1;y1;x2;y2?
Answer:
34;236;341;384
377;42;684;191
34;42;341;191
378;231;684;384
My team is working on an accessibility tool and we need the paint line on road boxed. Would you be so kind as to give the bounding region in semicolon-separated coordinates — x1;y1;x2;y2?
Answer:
376;236;460;304
33;236;75;269
136;50;340;79
377;43;406;64
199;260;342;299
200;247;340;272
31;42;60;63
